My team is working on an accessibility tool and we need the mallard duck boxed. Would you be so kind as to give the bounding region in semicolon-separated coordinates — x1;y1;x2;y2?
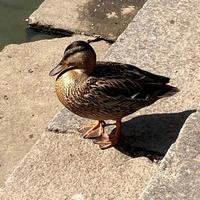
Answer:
50;40;178;149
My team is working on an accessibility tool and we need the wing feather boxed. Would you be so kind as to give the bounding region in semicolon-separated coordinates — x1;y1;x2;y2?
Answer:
86;62;171;101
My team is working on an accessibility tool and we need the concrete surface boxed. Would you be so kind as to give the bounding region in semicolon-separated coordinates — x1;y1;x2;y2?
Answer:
0;35;110;187
140;111;200;200
28;0;147;41
0;133;158;200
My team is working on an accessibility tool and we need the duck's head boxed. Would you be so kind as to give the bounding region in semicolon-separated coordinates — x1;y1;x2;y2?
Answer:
49;41;96;77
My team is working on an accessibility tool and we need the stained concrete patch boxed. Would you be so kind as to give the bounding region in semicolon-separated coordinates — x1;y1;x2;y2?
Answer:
29;0;147;40
0;35;110;186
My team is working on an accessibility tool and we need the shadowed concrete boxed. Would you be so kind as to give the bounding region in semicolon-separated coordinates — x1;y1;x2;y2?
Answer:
140;111;200;200
48;108;195;157
28;0;147;40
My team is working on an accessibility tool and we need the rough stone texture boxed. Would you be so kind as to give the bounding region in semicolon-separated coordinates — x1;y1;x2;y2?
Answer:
0;133;158;200
140;111;200;200
104;0;200;113
0;35;110;186
28;0;147;40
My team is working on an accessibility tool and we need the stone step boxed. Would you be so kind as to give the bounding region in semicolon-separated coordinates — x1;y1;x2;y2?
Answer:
28;0;147;41
0;131;158;200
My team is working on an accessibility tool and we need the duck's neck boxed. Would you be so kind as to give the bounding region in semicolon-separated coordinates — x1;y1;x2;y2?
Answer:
55;70;87;107
56;69;88;92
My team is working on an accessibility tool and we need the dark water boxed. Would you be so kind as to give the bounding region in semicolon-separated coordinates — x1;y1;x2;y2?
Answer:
0;0;55;50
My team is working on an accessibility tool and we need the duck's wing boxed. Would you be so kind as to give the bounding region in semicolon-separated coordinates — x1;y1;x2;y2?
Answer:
94;62;170;83
87;62;176;101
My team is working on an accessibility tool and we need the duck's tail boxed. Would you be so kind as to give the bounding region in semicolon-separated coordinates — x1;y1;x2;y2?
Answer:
158;85;180;98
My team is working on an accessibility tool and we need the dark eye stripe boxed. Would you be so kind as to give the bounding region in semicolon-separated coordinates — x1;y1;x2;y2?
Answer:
63;41;96;59
64;46;85;58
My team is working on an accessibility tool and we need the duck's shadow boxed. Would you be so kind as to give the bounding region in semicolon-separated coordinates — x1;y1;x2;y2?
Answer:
110;110;195;160
49;108;195;160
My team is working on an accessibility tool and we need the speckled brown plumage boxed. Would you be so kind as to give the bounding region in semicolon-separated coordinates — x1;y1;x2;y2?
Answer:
50;41;179;149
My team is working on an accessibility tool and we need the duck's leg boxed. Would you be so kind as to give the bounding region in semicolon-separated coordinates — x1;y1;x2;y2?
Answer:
83;120;105;139
93;119;121;149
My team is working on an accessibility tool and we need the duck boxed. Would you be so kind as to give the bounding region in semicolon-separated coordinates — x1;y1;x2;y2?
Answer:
49;40;178;149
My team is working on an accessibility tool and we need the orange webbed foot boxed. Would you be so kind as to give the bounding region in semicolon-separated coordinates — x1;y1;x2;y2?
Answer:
93;134;120;149
81;120;105;139
93;119;122;149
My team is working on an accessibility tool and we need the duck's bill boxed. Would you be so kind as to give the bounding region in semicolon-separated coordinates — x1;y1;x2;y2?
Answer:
49;62;76;76
49;63;65;76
